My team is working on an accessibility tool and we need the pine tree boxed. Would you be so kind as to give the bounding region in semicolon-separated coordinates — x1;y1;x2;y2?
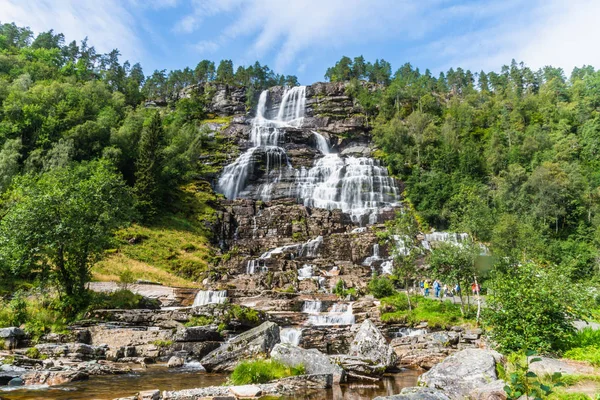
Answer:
134;111;164;220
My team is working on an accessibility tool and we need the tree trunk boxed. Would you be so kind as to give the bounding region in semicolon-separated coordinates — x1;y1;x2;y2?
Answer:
474;276;481;324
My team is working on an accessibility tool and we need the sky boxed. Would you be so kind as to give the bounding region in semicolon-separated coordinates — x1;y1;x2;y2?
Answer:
1;0;599;84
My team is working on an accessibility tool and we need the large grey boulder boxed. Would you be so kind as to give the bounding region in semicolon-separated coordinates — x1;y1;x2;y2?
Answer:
271;343;345;383
0;327;25;349
349;319;397;369
200;321;280;372
374;387;451;400
173;326;221;342
0;364;27;385
419;349;505;399
330;354;386;379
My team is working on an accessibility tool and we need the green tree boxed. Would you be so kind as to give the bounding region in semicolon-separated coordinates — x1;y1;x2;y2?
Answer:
484;262;589;353
216;60;234;84
0;138;22;192
0;161;133;310
133;111;165;220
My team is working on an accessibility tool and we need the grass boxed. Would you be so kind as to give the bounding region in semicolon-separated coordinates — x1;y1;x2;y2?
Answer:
229;360;305;385
561;328;600;367
185;315;214;327
380;294;473;329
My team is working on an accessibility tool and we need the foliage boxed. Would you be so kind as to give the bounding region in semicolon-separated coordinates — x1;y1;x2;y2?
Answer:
151;339;173;348
503;352;564;400
563;346;600;367
185;315;214;327
484;262;590;353
367;274;396;298
0;161;133;312
228;359;305;385
88;289;160;310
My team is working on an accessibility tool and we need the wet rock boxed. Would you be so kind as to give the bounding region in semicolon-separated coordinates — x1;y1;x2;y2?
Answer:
330;355;386;379
418;349;505;399
167;356;185;368
200;321;280;372
138;390;161;400
374;387;451;400
391;330;476;369
349;319;397;369
22;369;89;386
8;377;24;386
0;364;27;385
271;343;345;383
0;327;26;349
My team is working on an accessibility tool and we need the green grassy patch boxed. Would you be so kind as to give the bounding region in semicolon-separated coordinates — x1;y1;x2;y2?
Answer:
563;346;600;366
380;294;473;329
229;359;305;385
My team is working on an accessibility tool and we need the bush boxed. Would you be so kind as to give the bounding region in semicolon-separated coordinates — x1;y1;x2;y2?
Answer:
484;262;590;353
185;316;214;327
563;346;600;366
229;360;304;385
88;289;160;310
368;275;396;299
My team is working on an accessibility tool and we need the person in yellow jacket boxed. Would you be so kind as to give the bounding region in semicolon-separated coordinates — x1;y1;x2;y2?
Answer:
424;280;430;296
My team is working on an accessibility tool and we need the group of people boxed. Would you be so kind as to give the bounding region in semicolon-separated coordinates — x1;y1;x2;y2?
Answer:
420;280;481;298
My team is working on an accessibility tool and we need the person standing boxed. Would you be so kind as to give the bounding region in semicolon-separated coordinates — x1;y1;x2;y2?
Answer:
424;280;430;296
433;280;441;298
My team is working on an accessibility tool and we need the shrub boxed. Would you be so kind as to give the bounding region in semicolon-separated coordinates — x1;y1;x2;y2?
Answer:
89;289;160;310
185;316;214;327
152;340;173;348
484;262;589;353
229;360;304;385
368;275;396;299
563;346;600;366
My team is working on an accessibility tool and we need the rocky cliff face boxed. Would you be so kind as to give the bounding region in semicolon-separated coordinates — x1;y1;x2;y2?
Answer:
197;82;401;295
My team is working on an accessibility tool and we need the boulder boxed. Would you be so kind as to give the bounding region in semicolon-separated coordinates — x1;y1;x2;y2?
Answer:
418;349;504;399
527;356;595;376
330;355;386;379
167;356;185;368
374;387;451;400
0;327;25;349
229;384;262;398
271;343;345;383
469;379;507;400
174;326;221;342
138;389;161;400
8;377;24;387
0;364;27;385
349;319;397;369
35;343;106;361
23;370;89;386
200;321;280;372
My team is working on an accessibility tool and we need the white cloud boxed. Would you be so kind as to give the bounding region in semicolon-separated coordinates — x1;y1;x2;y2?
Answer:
178;0;600;75
0;0;144;62
194;40;219;54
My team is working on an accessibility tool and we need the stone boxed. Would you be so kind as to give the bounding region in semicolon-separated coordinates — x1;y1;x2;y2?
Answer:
270;343;345;383
35;343;106;361
8;377;24;387
418;349;504;399
0;365;27;385
0;327;25;349
167;356;185;368
469;379;507;400
200;321;280;372
138;389;161;400
23;370;89;386
330;355;386;379
374;387;451;400
527;356;595;376
174;326;221;342
229;384;262;398
349;319;397;369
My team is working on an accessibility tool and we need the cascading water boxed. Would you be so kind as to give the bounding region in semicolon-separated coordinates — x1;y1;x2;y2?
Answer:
306;302;355;326
193;290;227;307
216;86;401;225
246;236;324;274
280;327;302;346
302;300;322;314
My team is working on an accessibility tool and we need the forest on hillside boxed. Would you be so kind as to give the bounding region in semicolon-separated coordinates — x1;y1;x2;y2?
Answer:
0;22;600;356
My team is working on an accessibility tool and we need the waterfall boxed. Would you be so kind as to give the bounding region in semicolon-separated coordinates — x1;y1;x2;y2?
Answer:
193;290;227;307
246;259;267;274
296;156;400;225
298;264;314;280
306;302;355;326
363;243;382;266
249;236;323;264
393;327;428;338
216;85;401;224
280;327;302;346
312;131;330;155
302;300;322;314
422;232;470;251
381;260;393;275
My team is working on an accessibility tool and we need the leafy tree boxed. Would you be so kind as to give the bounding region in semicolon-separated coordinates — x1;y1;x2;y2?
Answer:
216;59;234;84
0;138;21;192
133;111;165;220
484;262;589;353
0;161;133;310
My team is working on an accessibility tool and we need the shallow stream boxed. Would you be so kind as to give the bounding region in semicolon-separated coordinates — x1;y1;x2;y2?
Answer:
0;364;420;400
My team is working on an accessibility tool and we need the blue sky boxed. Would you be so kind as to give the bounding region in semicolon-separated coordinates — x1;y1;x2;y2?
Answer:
1;0;599;84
